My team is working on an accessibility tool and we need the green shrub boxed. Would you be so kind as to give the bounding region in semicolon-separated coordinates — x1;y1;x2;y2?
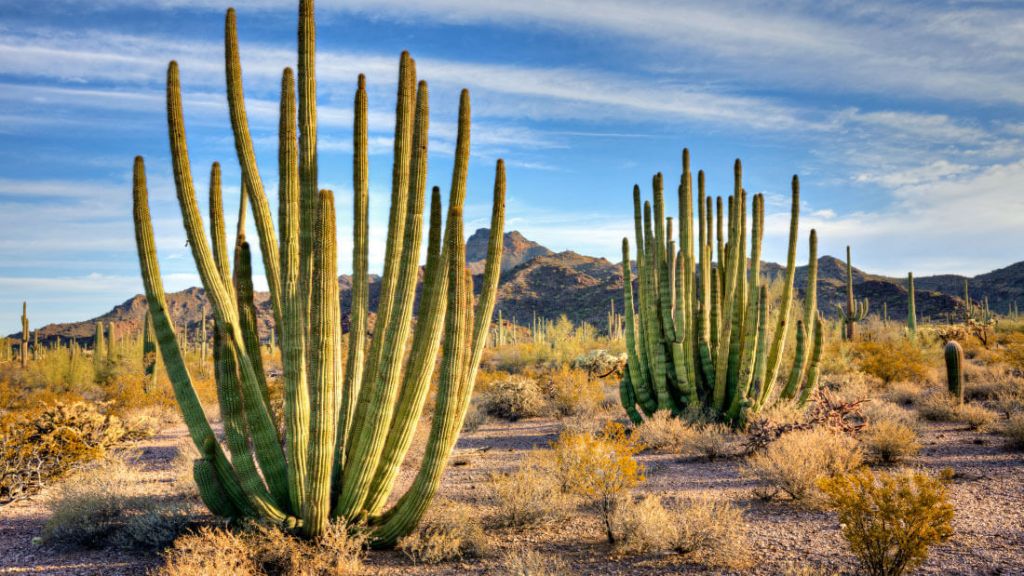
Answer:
853;340;932;385
819;468;954;576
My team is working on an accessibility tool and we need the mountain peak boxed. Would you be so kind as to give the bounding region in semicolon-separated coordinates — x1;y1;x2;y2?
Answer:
466;228;553;273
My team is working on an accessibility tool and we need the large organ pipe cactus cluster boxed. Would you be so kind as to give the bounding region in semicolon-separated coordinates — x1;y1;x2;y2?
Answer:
619;150;821;426
130;1;505;544
837;245;869;340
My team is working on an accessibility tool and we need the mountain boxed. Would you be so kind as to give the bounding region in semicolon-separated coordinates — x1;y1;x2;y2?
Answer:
15;229;1024;344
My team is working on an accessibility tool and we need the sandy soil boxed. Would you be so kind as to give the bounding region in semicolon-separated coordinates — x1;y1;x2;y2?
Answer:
2;413;1023;575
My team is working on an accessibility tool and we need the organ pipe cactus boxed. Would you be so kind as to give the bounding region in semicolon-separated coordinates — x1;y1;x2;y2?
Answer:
837;246;869;340
20;302;28;368
944;340;964;404
131;1;505;544
620;150;819;426
93;321;106;373
143;309;159;393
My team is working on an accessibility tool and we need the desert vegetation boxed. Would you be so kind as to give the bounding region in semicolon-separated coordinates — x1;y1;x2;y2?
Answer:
3;1;1024;576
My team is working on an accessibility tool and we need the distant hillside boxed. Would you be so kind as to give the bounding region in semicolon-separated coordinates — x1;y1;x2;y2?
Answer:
17;229;1024;343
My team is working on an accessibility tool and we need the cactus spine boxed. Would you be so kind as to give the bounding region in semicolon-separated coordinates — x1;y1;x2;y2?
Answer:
131;0;504;544
837;246;869;340
20;302;28;368
944;340;964;404
620;151;818;425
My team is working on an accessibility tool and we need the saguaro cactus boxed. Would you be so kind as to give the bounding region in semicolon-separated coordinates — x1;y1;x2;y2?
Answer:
131;1;505;544
20;302;28;368
837;246;869;340
93;321;106;374
907;272;917;337
944;340;964;404
619;150;819;426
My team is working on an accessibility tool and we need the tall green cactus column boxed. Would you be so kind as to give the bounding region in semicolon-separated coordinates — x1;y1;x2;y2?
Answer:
837;246;868;340
907;272;917;338
945;340;964;404
143;309;159;393
20;302;28;368
131;0;505;544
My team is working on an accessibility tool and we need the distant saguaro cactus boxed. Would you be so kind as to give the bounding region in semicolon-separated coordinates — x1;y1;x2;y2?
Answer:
143;309;159;393
93;321;106;375
944;340;964;404
837;246;869;340
131;0;505;544
20;302;28;368
907;272;917;337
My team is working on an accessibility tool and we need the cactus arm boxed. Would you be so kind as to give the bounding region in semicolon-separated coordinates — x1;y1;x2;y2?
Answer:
302;190;341;537
363;186;449;514
132;156;280;521
346;53;417;464
276;67;310;516
797;315;824;406
166;62;290;508
763;176;800;388
776;229;817;404
194;437;242;518
630;185;654;407
233;243;272;413
643;202;671;411
621;238;656;416
224;9;282;330
336;78;429;518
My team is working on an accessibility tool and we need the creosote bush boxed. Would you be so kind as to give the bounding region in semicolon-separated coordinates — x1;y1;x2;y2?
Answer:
862;421;920;464
744;427;862;505
502;546;571;576
1001;413;1024;449
634;410;695;453
955;403;998;430
682;423;735;461
482;375;547;420
546;366;605;417
609;494;677;554
853;340;932;385
397;498;489;564
819;468;954;576
545;422;644;543
674;496;753;570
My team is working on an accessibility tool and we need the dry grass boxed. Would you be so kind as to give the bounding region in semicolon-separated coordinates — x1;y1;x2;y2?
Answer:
634;410;695;453
674;496;753;570
155;522;366;576
502;546;572;576
43;453;194;550
885;381;924;406
398;498;489;564
914;390;961;422
744;427;863;505
1000;413;1024;449
490;453;572;528
955;403;998;430
681;423;736;460
609;494;677;554
461;400;487;433
546;366;606;417
861;421;921;464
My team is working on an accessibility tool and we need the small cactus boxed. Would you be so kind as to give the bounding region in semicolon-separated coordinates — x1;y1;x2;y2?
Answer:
20;302;29;368
944;340;964;404
837;246;869;340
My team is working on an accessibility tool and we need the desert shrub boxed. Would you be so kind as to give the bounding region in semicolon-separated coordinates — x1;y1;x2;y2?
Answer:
914;389;960;421
674;496;752;570
743;427;863;505
0;401;146;504
853;340;932;385
955;403;998;430
885;381;923;406
862;421;920;464
634;410;695;453
43;454;194;550
822;371;878;404
1000;413;1024;449
682;423;735;460
571;349;626;378
862;399;919;431
545;422;644;543
502;546;571;576
609;494;677;554
156;522;365;576
398;498;489;563
962;363;1022;401
546;366;605;417
462;400;487;433
491;453;572;528
482;375;547;420
819;468;954;576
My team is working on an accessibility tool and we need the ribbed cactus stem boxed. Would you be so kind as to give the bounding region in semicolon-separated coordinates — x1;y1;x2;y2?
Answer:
20;302;28;368
907;272;917;337
945;340;964;404
143;309;159;393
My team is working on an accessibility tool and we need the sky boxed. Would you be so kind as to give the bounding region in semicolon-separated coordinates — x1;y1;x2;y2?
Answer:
1;0;1023;332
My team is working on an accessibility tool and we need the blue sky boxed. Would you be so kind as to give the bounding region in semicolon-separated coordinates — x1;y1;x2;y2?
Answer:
2;0;1023;332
